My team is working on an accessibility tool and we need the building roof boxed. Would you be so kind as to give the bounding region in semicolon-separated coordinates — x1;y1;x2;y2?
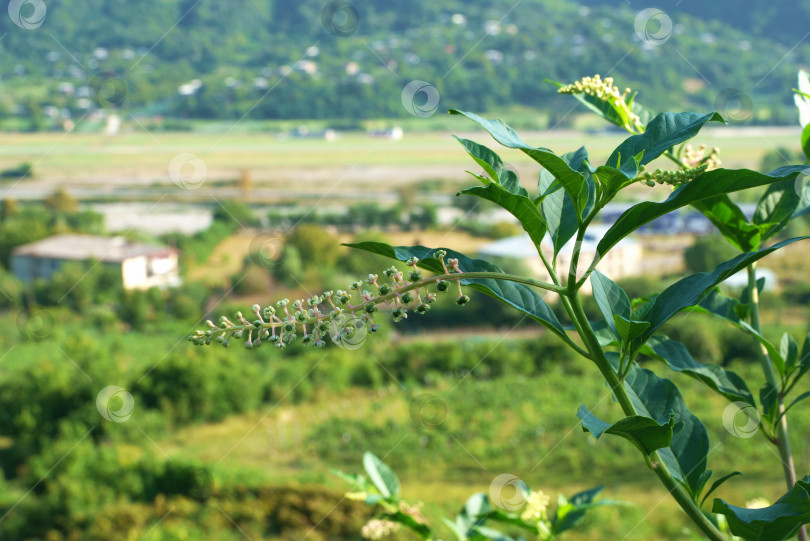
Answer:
478;224;636;259
12;234;177;262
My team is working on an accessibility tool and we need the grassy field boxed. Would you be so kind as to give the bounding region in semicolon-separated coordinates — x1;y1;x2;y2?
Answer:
0;125;802;201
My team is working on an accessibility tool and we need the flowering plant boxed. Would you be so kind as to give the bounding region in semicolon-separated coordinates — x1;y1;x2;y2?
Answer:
192;75;810;540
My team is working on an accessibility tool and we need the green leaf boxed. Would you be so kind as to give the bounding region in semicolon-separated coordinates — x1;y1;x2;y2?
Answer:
623;364;710;496
362;451;400;499
449;109;589;217
538;170;578;257
783;391;810;421
606;112;724;170
344;242;574;347
630;237;809;352
760;383;779;427
802;123;810;162
700;471;743;508
692;195;762;252
754;179;805;241
643;336;754;405
454;136;528;197
713;476;810;540
781;333;800;374
459;184;547;248
552;486;616;535
590;270;631;340
614;316;651;342
596;166;810;259
577;404;674;456
594;165;637;201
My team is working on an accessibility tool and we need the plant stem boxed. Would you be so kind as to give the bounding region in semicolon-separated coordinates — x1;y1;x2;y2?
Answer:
569;293;726;541
746;264;807;541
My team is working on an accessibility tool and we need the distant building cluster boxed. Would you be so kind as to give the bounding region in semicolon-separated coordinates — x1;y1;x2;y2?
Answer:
11;234;180;290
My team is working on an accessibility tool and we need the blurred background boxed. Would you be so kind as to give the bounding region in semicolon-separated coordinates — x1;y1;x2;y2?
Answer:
0;0;809;539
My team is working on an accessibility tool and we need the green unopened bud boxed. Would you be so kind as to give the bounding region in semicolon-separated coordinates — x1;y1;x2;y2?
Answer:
408;270;423;282
253;320;263;329
457;294;471;305
436;280;449;292
392;307;408;322
364;302;378;314
416;303;430;314
379;284;391;296
401;292;413;304
244;340;253;349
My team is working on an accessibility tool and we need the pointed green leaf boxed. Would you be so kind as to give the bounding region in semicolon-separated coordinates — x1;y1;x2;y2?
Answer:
630;237;809;352
577;405;674;456
607;112;724;169
362;451;400;499
538;169;578;256
713;476;810;540
644;336;754;405
754;179;805;241
781;333;800;374
459;184;546;248
692;195;762;252
802;124;810;161
590;270;630;338
596;166;810;259
700;471;743;508
449;109;588;217
454;136;528;197
613;315;651;342
344;242;574;347
623;364;710;496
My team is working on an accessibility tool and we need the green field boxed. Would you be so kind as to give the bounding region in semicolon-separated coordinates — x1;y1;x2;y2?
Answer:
0;125;802;200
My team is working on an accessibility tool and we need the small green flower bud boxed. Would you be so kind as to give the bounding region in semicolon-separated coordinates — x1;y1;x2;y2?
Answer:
351;281;362;290
379;284;391;296
263;306;275;318
408;270;423;282
284;322;295;332
268;334;279;343
217;336;224;343
416;303;429;314
457;295;471;305
392;307;408;322
434;249;447;259
406;257;419;266
318;322;329;333
401;292;413;304
252;304;261;313
252;339;262;348
436;280;449;292
364;302;378;314
253;320;263;329
233;330;243;339
383;266;397;278
244;341;253;349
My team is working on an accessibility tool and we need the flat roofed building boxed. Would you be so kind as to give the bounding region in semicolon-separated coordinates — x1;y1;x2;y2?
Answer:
11;234;180;290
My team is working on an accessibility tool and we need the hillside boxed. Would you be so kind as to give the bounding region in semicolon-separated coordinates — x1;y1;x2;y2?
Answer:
0;0;808;127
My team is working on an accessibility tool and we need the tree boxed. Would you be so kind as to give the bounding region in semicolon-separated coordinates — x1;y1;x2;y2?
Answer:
0;199;19;222
44;187;78;213
283;224;340;269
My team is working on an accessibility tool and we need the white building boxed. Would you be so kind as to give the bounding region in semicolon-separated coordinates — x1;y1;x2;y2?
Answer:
11;234;180;290
477;224;643;294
